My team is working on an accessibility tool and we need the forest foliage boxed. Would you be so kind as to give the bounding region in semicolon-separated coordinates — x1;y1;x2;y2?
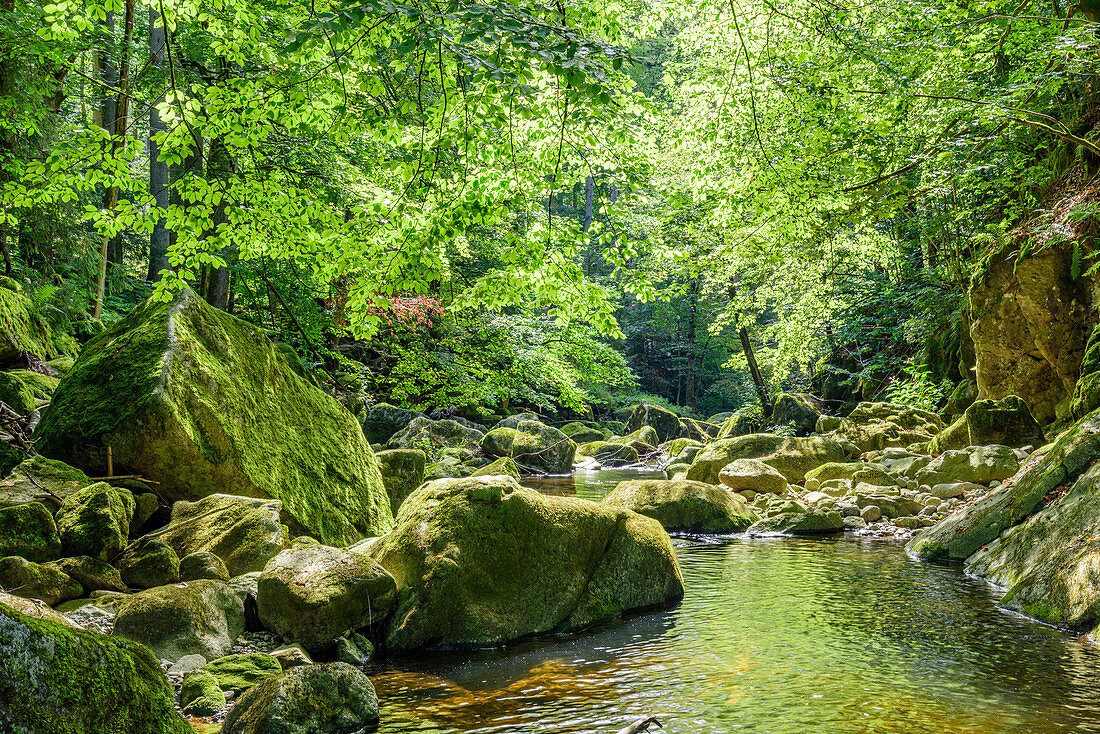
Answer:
1;0;1097;418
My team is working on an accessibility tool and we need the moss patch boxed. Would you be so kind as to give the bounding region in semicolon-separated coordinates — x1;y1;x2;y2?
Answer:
0;502;61;562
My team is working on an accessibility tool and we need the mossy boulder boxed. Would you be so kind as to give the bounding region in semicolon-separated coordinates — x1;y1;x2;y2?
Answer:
56;482;134;560
256;545;397;655
748;509;844;534
0;604;192;734
222;662;380;734
367;476;684;650
119;539;180;589
621;424;660;453
604;479;758;533
112;579;244;661
202;652;282;694
376;448;427;514
678;417;720;441
180;669;227;716
385;415;484;459
717;407;763;439
0;588;81;628
0;372;36;414
358;403;424;444
0;442;25;477
560;421;607;444
717;458;789;495
687;433;855;484
481;421;576;474
908;409;1100;562
770;392;821;436
804;462;894;487
159;494;284;577
915;445;1020;486
0;501;61;561
0;286;62;366
34;289;393;546
625;403;681;443
928;396;1044;454
0;555;82;605
576;441;639;465
180;551;231;582
472;456;521;478
46;556;127;592
0;456;92;508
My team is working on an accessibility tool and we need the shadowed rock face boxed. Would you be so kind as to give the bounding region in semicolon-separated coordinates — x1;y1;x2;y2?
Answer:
34;289;392;546
368;475;684;650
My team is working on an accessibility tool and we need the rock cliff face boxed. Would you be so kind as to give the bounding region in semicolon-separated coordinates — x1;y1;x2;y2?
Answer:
969;245;1096;425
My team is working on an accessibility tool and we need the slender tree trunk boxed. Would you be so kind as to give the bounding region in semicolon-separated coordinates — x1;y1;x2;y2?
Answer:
0;0;15;276
103;11;125;268
739;325;771;417
686;277;698;409
583;175;594;232
147;7;170;281
204;133;234;310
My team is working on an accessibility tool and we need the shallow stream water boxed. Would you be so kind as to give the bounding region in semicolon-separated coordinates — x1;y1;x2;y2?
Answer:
367;469;1100;734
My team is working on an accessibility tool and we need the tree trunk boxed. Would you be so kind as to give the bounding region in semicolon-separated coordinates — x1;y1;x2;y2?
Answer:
204;132;234;310
102;11;124;268
739;325;771;417
583;175;594;232
686;277;698;409
0;0;15;276
146;7;170;281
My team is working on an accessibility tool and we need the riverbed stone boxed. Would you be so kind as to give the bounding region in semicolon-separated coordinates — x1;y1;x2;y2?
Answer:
222;662;379;734
386;415;484;459
35;289;393;546
0;603;192;734
687;434;855;484
561;422;608;444
622;425;661;452
0;555;82;605
46;556;127;593
748;509;844;534
626;403;681;443
717;407;763;439
604;479;758;534
180;551;231;582
56;482;134;561
928;396;1045;454
472;456;521;477
202;652;283;694
181;669;227;716
376;448;426;515
860;505;881;522
160;494;284;578
717;458;788;495
511;421;576;474
271;643;313;670
0;456;93;509
929;482;980;500
770;392;821;436
119;539;180;589
576;441;639;465
916;445;1020;486
358;403;423;444
368;475;684;650
0;588;81;628
256;544;397;655
112;579;244;662
0;501;61;562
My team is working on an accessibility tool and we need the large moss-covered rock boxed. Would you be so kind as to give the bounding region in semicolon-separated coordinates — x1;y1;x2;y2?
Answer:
625;403;681;443
0;372;36;414
385;415;484;459
471;456;521;477
358;403;423;444
222;662;379;734
56;482;134;560
481;420;576;474
915;445;1020;486
687;434;855;484
368;476;684;650
256;545;397;655
0;286;62;366
46;556;127;593
575;441;639;465
180;669;227;716
160;494;284;577
716;407;763;439
770;393;821;436
202;652;282;694
804;462;894;487
34;289;392;546
0;604;192;734
0;443;24;478
0;555;82;605
119;538;180;589
0;588;81;628
604;479;757;533
376;448;426;514
827;402;942;452
0;456;92;508
678;417;720;441
112;579;244;661
180;551;231;581
908;409;1100;562
0;501;61;561
560;421;607;444
717;458;789;495
748;508;844;534
929;396;1044;454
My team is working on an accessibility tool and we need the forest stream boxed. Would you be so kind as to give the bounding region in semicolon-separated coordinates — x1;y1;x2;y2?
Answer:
366;470;1100;734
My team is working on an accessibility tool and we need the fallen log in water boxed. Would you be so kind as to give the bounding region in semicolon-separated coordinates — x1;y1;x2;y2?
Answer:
616;716;662;734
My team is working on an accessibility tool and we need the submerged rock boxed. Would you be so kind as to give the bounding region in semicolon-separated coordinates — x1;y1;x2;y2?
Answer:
112;579;244;661
256;544;397;655
35;289;392;546
0;604;191;734
222;662;379;734
604;479;758;533
368;476;684;650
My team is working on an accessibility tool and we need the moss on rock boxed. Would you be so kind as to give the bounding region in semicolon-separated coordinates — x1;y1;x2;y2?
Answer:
0;287;62;366
471;456;521;478
604;479;758;533
0;555;82;605
687;434;855;484
180;669;227;716
160;494;284;577
56;482;134;560
368;476;684;650
0;456;92;508
0;372;36;414
45;556;127;593
376;448;427;515
180;551;231;582
119;539;180;589
201;652;282;694
35;289;392;546
625;403;681;443
0;604;192;733
113;579;244;661
0;501;61;561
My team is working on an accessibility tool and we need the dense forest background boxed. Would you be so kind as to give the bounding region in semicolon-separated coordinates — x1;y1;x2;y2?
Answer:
3;0;1098;423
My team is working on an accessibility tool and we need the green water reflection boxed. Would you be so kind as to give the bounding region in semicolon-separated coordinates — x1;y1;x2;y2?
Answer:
368;471;1100;734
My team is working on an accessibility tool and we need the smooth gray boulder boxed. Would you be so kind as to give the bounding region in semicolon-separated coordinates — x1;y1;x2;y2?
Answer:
112;580;244;661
